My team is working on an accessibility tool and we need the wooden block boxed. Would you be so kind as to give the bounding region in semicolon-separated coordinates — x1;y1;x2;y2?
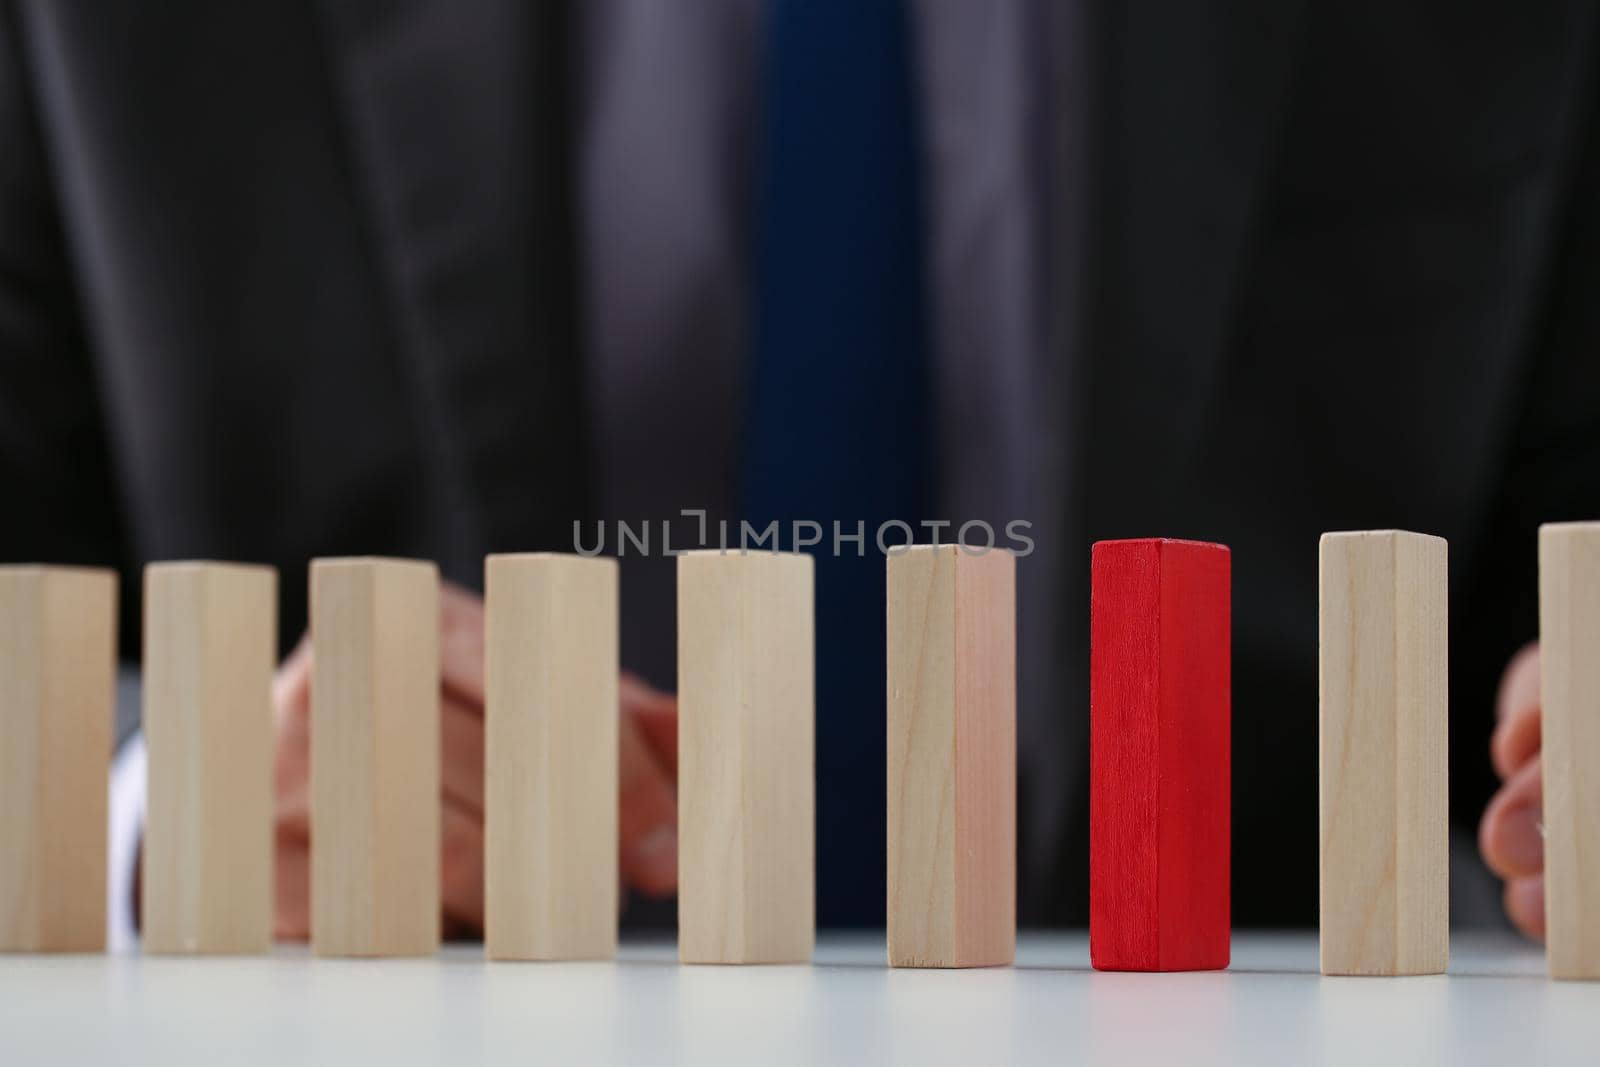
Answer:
485;553;618;960
311;558;440;957
1089;538;1230;972
1319;530;1448;976
677;550;813;964
886;545;1016;968
141;562;276;954
0;566;116;953
1539;522;1600;980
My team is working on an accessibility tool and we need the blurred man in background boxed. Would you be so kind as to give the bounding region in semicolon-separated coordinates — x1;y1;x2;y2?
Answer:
0;1;1593;943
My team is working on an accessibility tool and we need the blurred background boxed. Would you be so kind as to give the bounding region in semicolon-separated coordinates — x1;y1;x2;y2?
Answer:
2;0;1597;935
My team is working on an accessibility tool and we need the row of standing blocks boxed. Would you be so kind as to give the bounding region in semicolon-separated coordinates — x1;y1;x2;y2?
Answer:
0;528;1595;978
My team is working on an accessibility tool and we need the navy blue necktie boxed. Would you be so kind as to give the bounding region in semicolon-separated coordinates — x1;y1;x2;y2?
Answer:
743;0;933;927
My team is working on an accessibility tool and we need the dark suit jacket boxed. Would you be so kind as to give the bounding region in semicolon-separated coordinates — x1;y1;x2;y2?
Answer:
2;0;1597;926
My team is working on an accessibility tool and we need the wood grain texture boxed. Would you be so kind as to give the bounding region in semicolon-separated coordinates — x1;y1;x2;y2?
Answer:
142;562;276;954
1090;539;1230;972
311;558;440;957
485;553;619;961
1539;522;1600;980
1319;530;1448;976
677;550;814;964
0;566;116;953
887;545;1016;968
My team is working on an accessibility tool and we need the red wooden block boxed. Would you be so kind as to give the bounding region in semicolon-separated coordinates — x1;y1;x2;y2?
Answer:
1090;538;1230;971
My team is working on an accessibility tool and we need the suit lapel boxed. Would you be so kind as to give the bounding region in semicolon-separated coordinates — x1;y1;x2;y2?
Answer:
310;0;587;581
1079;0;1310;536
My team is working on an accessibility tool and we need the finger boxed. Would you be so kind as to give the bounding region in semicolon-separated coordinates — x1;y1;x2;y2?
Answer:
1504;874;1546;941
1495;643;1540;722
273;635;313;729
442;692;484;818
275;773;310;841
274;639;314;840
440;799;485;934
439;582;486;708
1491;643;1541;780
621;672;678;775
275;834;310;941
1491;705;1541;783
619;711;677;897
1479;755;1543;880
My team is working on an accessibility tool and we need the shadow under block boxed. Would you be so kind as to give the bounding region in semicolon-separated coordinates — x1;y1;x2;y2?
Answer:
677;551;814;964
311;558;440;957
1090;539;1230;972
1539;522;1600;980
886;546;1016;968
141;563;276;954
0;566;115;953
485;553;619;960
1319;530;1448;976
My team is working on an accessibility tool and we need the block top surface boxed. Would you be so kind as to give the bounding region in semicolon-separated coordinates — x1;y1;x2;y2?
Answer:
1540;520;1600;538
0;563;117;578
486;551;617;571
144;560;276;577
1091;538;1229;555
677;548;814;572
310;556;438;576
888;543;1016;559
0;566;117;605
1319;529;1445;549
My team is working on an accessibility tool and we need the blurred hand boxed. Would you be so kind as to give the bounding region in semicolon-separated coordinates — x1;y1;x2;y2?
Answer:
1478;642;1545;940
272;581;678;940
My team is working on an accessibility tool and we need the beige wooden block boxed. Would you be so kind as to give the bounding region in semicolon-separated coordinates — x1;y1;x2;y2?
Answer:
887;545;1016;968
311;558;440;957
0;566;115;953
1318;530;1448;976
1539;522;1600;980
677;550;813;964
141;562;276;954
485;553;618;960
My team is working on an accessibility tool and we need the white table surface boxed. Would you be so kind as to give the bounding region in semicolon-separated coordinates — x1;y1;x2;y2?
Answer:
1;931;1592;1066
